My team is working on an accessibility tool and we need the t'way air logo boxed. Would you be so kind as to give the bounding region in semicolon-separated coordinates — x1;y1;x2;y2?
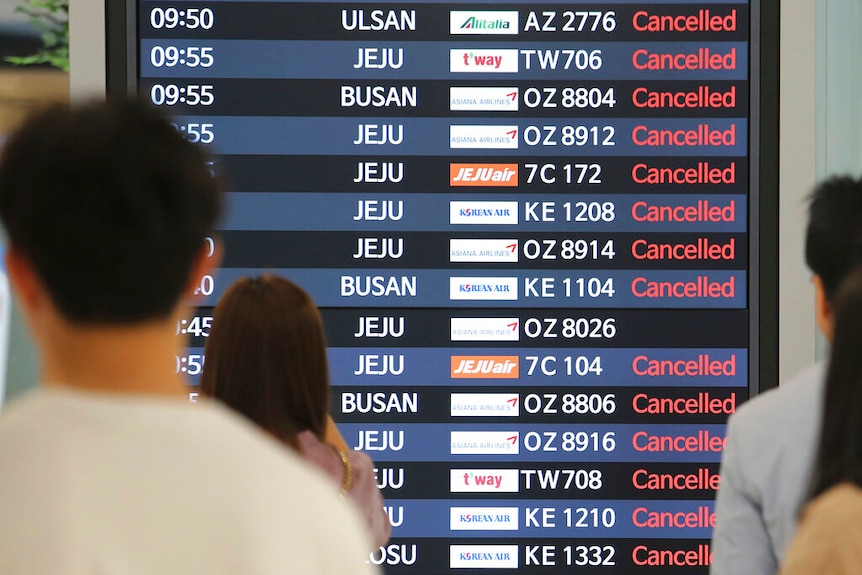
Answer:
450;469;520;492
450;49;519;73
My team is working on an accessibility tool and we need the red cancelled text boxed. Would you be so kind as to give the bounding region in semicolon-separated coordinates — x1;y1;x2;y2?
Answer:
632;544;713;566
632;430;728;453
632;467;720;491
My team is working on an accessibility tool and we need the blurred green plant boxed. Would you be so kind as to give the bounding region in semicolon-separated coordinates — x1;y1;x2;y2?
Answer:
5;0;69;72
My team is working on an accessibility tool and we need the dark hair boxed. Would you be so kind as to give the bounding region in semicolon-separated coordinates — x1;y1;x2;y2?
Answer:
811;265;862;498
805;175;862;300
0;98;221;323
199;275;329;448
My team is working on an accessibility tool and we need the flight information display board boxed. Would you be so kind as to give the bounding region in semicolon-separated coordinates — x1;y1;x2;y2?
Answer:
128;0;774;572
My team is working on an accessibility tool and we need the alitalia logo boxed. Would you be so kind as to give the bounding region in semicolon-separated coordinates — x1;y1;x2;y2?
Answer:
450;11;519;35
461;17;510;30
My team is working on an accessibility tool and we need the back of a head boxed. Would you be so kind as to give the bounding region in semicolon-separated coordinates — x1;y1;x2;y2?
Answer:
812;265;862;498
0;98;221;324
805;175;862;301
200;275;330;447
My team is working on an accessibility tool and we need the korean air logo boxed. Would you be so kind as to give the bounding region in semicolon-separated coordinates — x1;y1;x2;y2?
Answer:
450;277;518;301
450;545;519;568
450;11;519;35
450;469;520;493
450;201;518;225
450;507;519;530
450;49;519;73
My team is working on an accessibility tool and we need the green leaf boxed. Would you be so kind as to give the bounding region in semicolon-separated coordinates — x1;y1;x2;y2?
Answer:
9;0;69;71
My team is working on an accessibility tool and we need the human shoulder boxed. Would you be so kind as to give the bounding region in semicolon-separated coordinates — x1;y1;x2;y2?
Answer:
802;483;862;524
780;484;862;575
728;362;825;434
0;391;380;574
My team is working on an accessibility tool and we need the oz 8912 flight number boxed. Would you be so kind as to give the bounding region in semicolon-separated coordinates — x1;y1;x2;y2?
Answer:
523;125;615;147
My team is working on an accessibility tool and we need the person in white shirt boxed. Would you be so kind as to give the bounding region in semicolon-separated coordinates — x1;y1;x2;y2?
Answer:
0;99;379;575
711;175;862;575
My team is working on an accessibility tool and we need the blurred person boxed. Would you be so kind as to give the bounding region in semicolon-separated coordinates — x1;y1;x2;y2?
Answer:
779;266;862;574
0;99;378;574
199;274;391;549
711;175;862;575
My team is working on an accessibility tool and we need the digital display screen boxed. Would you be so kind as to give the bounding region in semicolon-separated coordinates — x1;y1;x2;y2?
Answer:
131;1;769;572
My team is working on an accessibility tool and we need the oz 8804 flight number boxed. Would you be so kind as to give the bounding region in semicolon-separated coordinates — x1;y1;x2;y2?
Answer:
523;87;617;109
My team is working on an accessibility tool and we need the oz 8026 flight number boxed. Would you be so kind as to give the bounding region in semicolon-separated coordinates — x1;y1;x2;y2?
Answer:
523;317;616;339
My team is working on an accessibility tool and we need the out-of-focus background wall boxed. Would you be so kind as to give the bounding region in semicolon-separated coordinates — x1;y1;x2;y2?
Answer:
0;0;68;400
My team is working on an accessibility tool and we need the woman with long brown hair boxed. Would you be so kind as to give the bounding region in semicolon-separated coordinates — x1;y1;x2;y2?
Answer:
200;274;390;548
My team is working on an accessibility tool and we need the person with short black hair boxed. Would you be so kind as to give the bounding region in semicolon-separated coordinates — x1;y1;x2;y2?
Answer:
711;175;862;575
200;274;391;549
0;99;378;574
0;99;219;324
778;265;862;574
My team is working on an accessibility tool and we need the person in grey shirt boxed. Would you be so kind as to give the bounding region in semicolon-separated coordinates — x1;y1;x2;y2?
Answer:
711;175;862;575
